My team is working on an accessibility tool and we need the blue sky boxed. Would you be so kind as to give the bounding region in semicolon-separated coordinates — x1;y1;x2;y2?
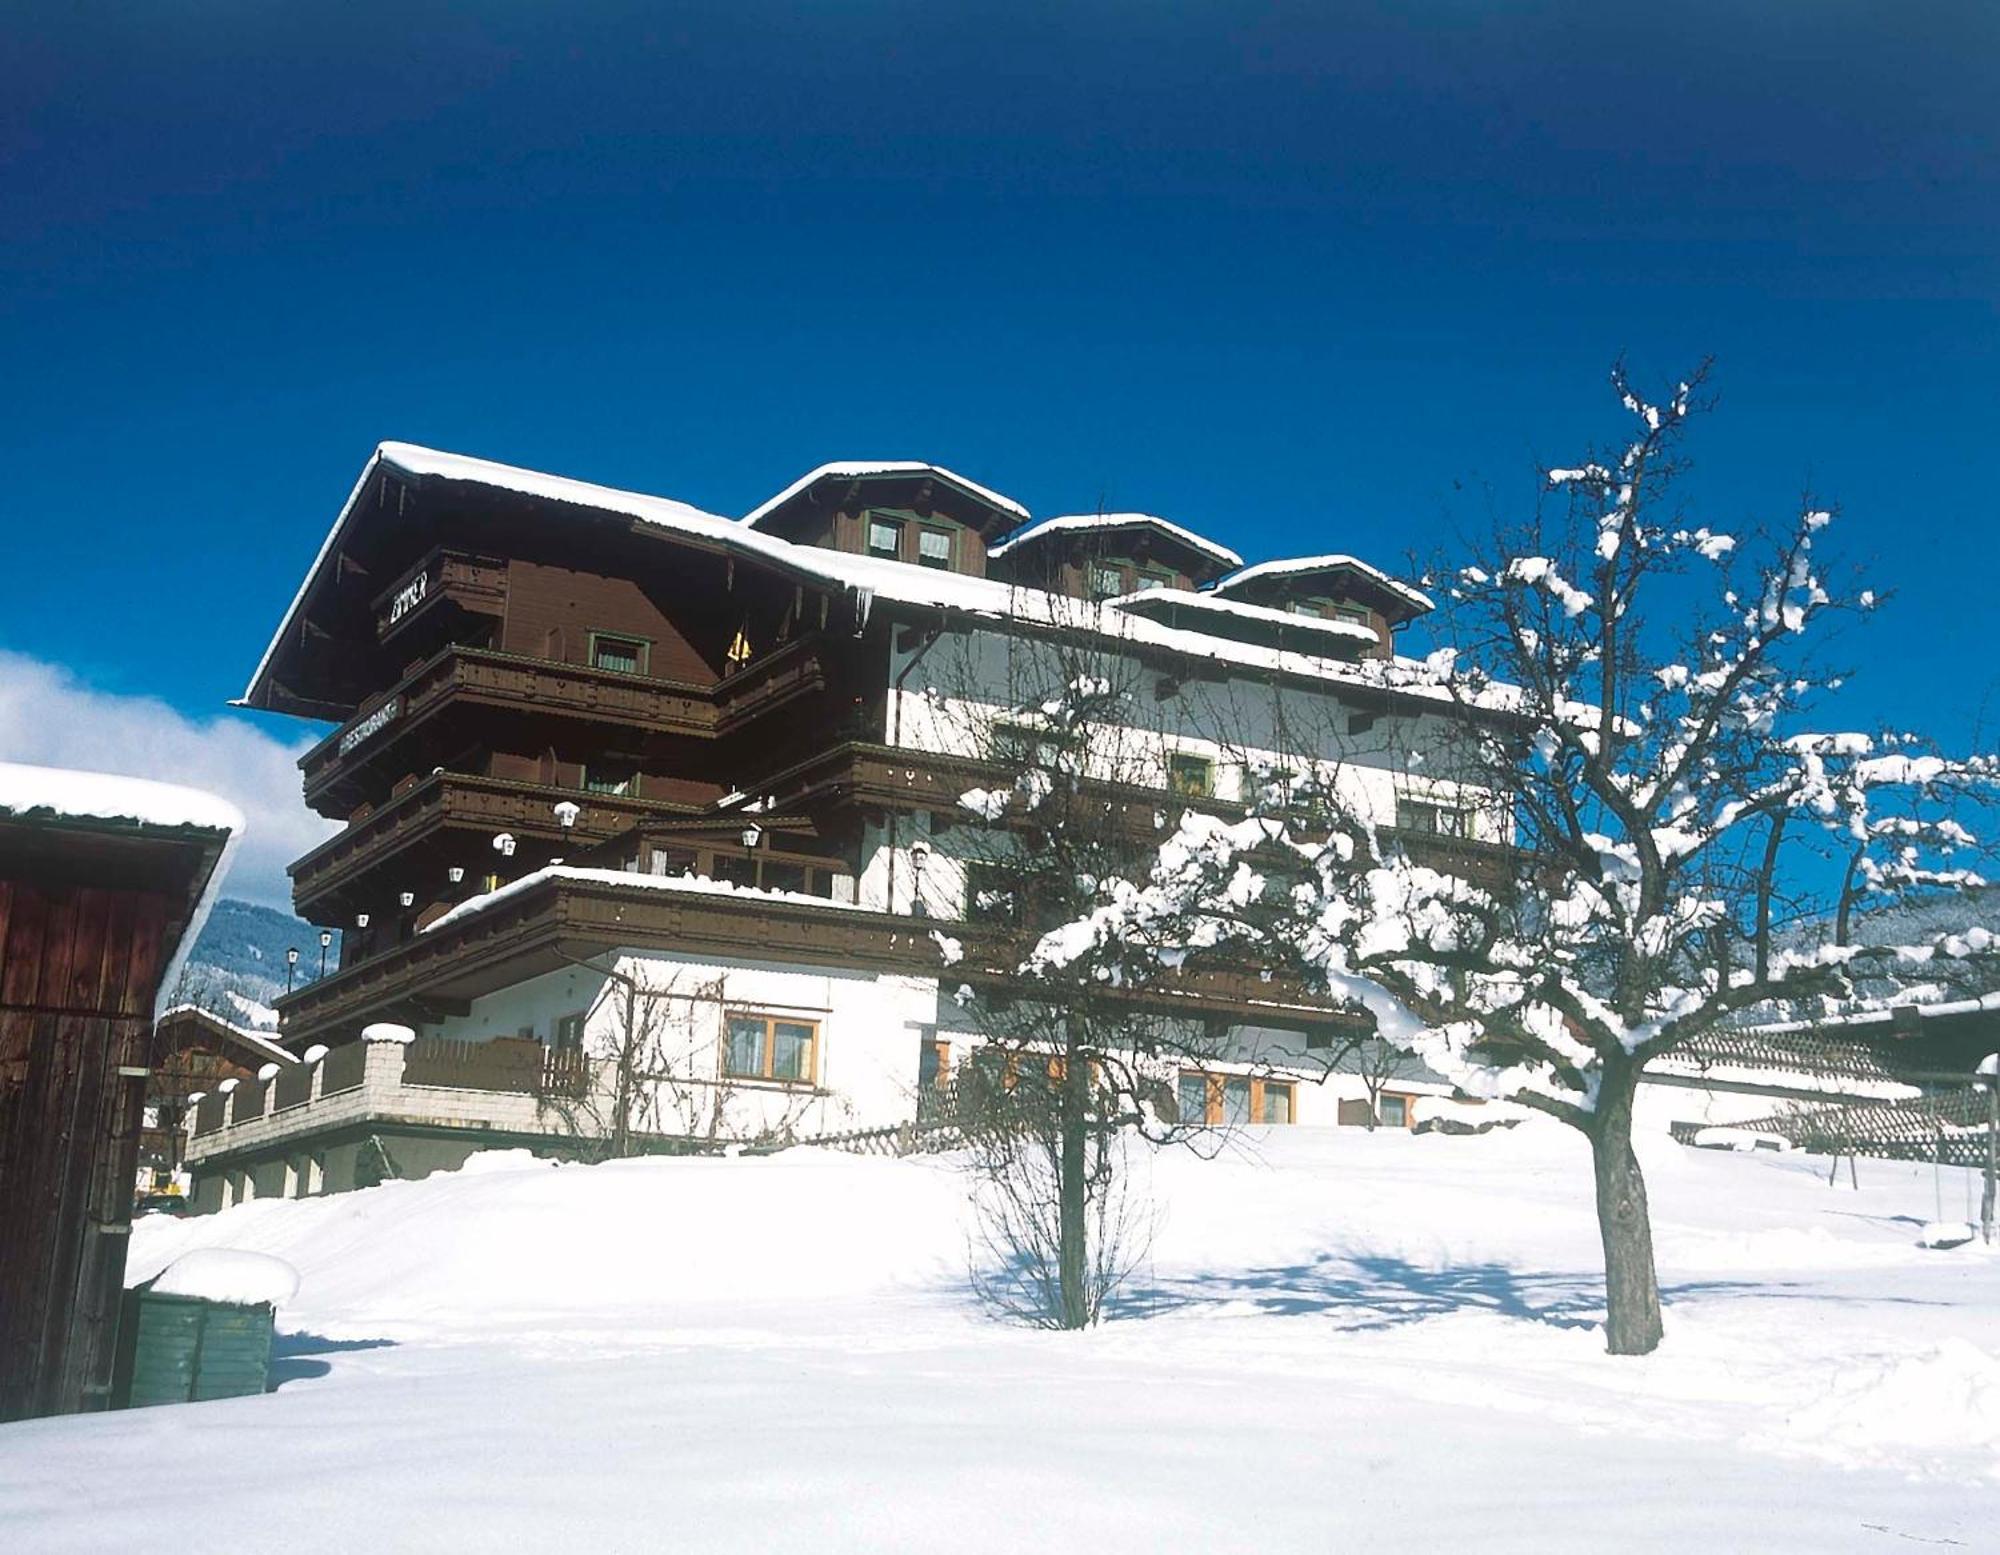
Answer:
2;3;1995;899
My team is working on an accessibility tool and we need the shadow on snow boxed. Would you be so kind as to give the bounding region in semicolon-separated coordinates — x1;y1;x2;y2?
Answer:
267;1331;397;1389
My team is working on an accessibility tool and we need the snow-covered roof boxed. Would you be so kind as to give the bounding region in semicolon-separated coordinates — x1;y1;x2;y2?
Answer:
243;441;804;708
1213;554;1435;616
158;1003;302;1069
247;443;1504;719
1110;588;1380;654
1744;990;2000;1038
0;762;243;1022
0;761;245;837
423;864;878;936
988;513;1243;570
741;461;1029;530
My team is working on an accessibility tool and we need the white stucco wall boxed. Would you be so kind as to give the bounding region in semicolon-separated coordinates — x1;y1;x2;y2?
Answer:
427;951;944;1139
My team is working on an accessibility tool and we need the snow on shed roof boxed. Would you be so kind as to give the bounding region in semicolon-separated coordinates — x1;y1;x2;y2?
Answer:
1213;554;1435;615
0;761;244;838
741;461;1030;529
987;513;1243;570
0;762;243;1022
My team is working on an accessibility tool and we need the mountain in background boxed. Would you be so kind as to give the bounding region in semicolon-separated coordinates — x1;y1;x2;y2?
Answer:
176;898;339;1014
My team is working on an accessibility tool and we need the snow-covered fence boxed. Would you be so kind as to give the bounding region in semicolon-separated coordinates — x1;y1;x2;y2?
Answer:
1675;1086;1993;1167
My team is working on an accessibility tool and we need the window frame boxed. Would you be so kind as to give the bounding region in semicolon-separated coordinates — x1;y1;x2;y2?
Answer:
1087;562;1127;600
582;763;636;797
553;1011;587;1053
1379;1094;1410;1129
916;525;955;570
866;514;905;560
588;632;651;676
1395;798;1471;838
721;1011;821;1086
1167;751;1215;799
1177;1070;1296;1126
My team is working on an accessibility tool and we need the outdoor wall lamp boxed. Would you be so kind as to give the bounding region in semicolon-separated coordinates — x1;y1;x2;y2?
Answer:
493;832;517;857
356;913;370;930
553;800;581;829
448;866;466;884
399;891;415;908
740;824;763;849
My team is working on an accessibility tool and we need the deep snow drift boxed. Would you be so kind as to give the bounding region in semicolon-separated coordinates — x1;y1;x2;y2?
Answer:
2;1124;1994;1552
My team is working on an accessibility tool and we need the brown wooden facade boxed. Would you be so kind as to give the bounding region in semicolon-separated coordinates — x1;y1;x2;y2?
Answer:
246;446;1453;1076
0;807;232;1421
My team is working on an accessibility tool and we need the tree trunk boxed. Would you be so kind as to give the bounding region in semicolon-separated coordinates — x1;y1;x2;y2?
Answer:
1057;1040;1089;1329
1588;1076;1664;1355
611;981;635;1160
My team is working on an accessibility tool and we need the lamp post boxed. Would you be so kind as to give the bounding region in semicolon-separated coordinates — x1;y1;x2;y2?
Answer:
318;928;332;979
285;946;299;993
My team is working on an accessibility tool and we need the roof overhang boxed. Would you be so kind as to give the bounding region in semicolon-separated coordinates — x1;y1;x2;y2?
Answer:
1212;554;1434;622
988;513;1243;575
741;461;1029;534
239;442;868;718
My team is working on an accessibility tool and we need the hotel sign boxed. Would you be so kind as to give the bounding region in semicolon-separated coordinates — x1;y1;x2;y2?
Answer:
387;570;428;623
338;696;401;756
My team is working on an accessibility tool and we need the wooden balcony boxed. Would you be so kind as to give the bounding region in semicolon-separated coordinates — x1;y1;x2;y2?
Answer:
185;1030;601;1167
735;740;1516;887
272;864;1361;1051
289;771;701;918
371;547;507;645
300;638;831;811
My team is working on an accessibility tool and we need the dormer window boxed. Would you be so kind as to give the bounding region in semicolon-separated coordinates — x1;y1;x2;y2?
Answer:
589;633;648;675
1334;604;1371;626
1286;601;1320;617
918;527;954;570
1089;564;1124;600
1136;568;1173;591
868;516;903;560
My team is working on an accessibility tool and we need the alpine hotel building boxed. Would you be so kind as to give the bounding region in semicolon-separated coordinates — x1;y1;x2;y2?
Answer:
184;445;1507;1207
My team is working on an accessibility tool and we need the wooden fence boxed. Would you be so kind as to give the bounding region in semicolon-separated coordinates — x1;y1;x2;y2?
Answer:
272;1064;313;1111
319;1040;368;1097
402;1035;589;1098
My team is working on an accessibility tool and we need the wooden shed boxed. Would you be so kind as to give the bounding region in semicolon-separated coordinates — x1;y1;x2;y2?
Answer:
0;762;239;1422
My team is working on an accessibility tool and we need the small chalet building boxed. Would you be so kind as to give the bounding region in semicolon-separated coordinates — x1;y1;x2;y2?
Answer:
0;764;239;1419
186;444;1509;1205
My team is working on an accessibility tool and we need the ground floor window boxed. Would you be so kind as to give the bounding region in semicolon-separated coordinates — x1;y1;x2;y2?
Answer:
723;1012;818;1084
1379;1094;1409;1128
1178;1071;1294;1126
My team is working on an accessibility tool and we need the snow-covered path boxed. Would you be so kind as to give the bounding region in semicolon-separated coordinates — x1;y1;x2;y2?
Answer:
3;1126;1994;1551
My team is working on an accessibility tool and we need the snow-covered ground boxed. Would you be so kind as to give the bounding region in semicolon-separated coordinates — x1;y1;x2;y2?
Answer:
3;1124;1995;1552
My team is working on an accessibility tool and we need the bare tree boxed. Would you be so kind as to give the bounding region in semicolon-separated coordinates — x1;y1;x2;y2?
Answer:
541;957;829;1158
1029;365;2000;1354
920;604;1238;1328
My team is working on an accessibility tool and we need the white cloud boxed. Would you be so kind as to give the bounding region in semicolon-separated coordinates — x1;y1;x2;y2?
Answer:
0;650;336;910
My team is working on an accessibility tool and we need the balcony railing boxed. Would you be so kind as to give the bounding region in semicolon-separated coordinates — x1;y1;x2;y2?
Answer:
371;547;507;644
301;638;831;810
186;1030;608;1164
289;771;701;915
